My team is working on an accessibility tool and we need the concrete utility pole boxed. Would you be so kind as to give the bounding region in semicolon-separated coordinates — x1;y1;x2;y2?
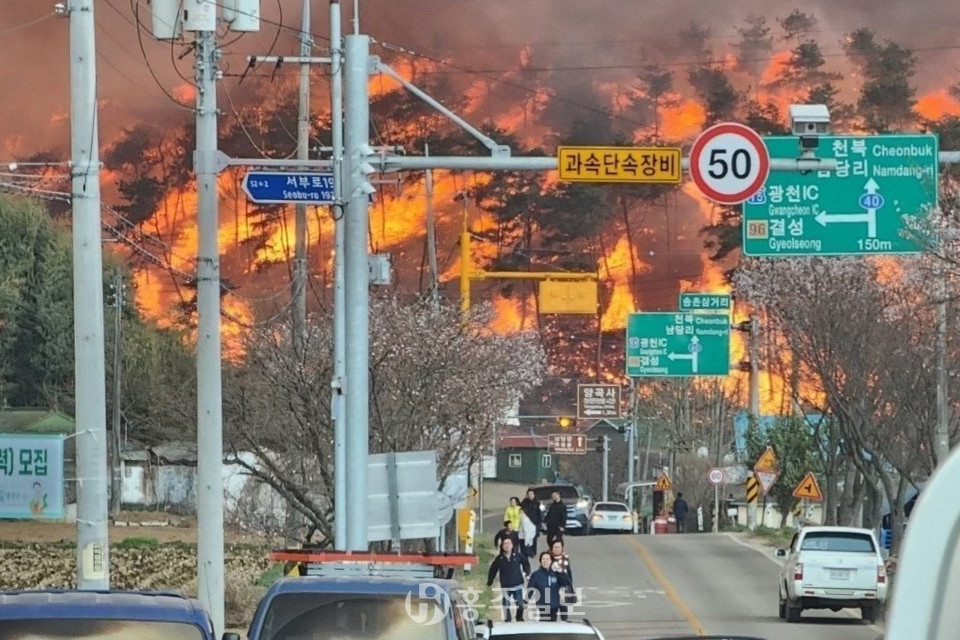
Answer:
70;0;110;591
935;276;950;466
747;312;760;532
330;0;347;551
343;33;372;550
110;268;125;516
424;144;439;303
292;0;312;347
627;380;636;516
600;435;609;502
194;28;225;634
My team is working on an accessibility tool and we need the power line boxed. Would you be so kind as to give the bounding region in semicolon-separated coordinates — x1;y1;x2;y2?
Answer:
374;39;657;133
0;10;55;35
130;0;195;112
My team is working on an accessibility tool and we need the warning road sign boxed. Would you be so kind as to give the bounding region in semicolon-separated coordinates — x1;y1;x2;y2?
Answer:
755;470;778;496
754;446;779;472
746;475;759;504
654;473;673;491
792;472;824;501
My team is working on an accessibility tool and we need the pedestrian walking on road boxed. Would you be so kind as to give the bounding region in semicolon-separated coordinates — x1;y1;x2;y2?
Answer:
519;510;538;557
487;537;530;621
544;491;567;546
494;520;521;551
527;551;571;621
549;539;575;621
520;489;543;555
505;496;523;531
673;492;689;533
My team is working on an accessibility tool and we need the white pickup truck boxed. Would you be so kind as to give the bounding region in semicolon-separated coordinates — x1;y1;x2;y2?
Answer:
776;525;887;623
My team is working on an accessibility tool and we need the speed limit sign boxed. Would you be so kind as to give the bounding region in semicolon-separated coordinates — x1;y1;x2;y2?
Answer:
689;122;770;205
708;467;725;486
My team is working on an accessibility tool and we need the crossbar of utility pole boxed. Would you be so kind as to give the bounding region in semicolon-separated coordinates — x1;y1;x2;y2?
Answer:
471;270;598;281
248;55;333;64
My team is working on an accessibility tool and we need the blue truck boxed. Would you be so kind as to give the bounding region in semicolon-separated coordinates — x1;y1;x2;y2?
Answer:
0;589;219;640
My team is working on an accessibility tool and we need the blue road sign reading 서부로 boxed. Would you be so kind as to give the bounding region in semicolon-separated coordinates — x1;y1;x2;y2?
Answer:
242;171;335;205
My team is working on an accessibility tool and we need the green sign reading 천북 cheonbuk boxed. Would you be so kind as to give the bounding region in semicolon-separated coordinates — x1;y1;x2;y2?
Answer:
742;134;939;256
626;312;730;377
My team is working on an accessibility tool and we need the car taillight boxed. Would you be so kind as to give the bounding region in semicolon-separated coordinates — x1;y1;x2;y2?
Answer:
793;562;803;581
877;563;886;584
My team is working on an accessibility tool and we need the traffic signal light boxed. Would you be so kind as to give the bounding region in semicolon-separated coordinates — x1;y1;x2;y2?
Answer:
557;417;574;429
594;436;605;452
351;144;377;198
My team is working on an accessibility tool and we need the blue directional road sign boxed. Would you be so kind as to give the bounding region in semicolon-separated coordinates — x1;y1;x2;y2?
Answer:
242;171;335;205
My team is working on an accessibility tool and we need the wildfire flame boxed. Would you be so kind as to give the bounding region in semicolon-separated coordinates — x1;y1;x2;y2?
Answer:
916;90;960;121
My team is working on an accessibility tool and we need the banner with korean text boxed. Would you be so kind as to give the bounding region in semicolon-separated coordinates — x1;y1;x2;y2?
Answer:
0;433;65;519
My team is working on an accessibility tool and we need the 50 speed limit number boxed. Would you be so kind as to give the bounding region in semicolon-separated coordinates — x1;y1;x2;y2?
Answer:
689;122;770;205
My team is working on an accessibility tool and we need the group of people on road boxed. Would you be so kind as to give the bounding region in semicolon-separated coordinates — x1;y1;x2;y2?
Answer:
488;491;576;622
495;490;569;559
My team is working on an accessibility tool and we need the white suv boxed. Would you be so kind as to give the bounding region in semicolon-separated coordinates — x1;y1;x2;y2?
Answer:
777;526;888;623
478;621;606;640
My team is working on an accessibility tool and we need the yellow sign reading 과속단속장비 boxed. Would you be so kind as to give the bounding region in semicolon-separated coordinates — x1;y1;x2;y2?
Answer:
557;146;682;183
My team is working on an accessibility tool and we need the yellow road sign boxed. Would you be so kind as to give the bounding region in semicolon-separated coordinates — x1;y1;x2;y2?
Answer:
793;472;824;501
746;476;759;504
539;279;598;314
654;473;673;491
558;146;682;183
754;446;779;472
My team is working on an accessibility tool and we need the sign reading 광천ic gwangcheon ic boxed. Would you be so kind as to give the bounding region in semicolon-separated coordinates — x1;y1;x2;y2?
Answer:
0;434;64;519
742;134;939;256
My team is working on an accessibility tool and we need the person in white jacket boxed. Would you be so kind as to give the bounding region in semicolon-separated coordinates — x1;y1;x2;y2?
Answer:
519;510;538;557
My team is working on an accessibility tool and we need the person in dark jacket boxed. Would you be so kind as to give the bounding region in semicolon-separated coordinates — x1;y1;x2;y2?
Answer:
494;520;521;550
549;539;574;621
487;537;530;621
520;490;543;556
526;551;571;621
673;492;689;533
544;491;567;546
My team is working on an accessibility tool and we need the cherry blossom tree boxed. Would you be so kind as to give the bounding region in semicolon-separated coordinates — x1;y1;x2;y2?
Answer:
222;295;546;543
734;256;953;552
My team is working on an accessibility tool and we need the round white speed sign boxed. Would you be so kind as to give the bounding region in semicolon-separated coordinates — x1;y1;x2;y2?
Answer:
690;122;770;205
707;467;725;486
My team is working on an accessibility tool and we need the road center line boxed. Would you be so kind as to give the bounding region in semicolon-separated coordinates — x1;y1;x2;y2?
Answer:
624;537;704;636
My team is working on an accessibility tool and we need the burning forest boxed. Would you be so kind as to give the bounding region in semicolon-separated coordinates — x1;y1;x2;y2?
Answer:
3;1;960;416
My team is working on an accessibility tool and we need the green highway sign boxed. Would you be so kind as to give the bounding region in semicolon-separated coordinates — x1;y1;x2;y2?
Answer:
742;134;939;256
679;292;732;313
626;312;730;377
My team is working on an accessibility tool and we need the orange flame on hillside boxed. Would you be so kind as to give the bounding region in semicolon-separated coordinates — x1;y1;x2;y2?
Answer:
599;235;648;331
916;90;960;121
658;100;705;141
760;51;794;88
489;293;539;333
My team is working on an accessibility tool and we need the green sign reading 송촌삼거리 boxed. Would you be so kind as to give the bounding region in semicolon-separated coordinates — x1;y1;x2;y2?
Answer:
678;292;732;313
626;312;731;377
742;134;938;256
0;433;64;519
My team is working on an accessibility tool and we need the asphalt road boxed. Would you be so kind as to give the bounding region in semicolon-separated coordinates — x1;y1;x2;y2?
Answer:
554;531;884;640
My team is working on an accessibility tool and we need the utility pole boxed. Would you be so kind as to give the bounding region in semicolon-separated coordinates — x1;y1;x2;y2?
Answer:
194;27;225;634
292;0;311;347
596;435;609;502
110;268;125;516
627;380;636;518
343;33;372;550
330;0;347;551
424;144;439;303
935;276;950;466
747;312;760;532
70;0;110;591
